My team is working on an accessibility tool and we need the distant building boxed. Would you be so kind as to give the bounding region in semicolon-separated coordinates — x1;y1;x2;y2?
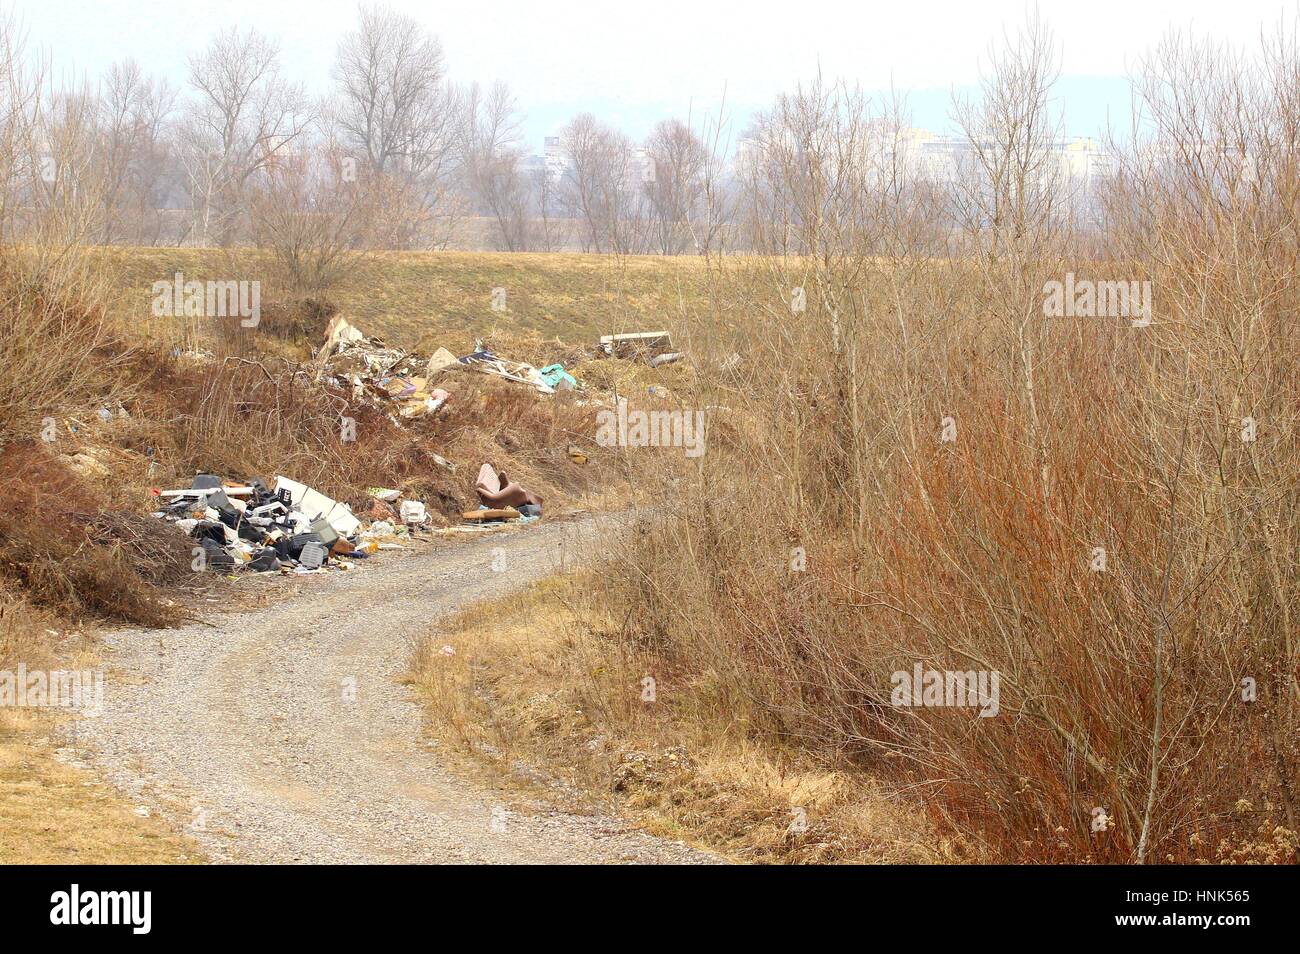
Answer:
631;145;654;186
542;135;570;180
899;127;1112;189
1056;136;1111;184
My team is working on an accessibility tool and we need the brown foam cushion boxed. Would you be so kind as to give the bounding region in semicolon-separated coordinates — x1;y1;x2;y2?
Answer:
474;463;541;509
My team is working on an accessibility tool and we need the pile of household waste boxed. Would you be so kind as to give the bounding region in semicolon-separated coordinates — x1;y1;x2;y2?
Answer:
315;316;451;419
152;466;551;568
315;316;579;415
141;323;692;567
151;474;429;574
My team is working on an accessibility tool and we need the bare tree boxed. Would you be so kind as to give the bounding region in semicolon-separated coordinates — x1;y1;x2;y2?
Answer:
0;13;41;241
949;12;1069;501
951;13;1068;262
97;59;175;244
561;113;646;254
461;81;531;251
178;27;309;246
332;2;459;246
643;118;706;254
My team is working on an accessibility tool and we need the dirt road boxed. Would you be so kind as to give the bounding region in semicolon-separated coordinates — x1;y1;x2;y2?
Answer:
67;518;713;864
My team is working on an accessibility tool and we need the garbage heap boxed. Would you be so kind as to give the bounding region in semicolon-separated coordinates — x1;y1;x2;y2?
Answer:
314;315;581;418
151;474;428;574
315;317;452;420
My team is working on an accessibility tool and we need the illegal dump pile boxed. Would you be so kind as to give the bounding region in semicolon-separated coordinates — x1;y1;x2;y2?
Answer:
315;316;451;420
150;474;429;575
313;315;682;418
152;465;553;572
314;315;581;417
143;319;683;574
144;317;670;579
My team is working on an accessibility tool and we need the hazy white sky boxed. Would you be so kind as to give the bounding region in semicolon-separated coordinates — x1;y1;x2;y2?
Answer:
16;0;1296;147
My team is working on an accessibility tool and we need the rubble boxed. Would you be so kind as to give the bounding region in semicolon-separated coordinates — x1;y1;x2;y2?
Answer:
147;321;573;573
454;349;555;393
150;473;425;575
315;321;452;419
316;315;364;360
315;318;581;417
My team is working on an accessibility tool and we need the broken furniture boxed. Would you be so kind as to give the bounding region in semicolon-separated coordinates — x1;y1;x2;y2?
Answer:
474;463;542;513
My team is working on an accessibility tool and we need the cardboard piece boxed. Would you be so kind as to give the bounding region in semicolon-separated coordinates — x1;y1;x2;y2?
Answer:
426;347;459;378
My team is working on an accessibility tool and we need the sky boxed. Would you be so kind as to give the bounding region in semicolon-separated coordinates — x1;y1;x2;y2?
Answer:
15;0;1297;150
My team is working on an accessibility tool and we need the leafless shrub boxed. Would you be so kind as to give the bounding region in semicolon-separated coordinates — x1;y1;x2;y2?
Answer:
245;130;377;296
600;14;1298;864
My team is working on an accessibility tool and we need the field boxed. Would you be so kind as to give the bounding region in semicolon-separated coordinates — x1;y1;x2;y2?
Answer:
91;247;721;353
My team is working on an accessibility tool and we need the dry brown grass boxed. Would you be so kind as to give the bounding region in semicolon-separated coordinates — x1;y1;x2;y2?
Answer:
0;590;201;864
90;246;725;353
0;442;189;627
411;574;955;863
0;256;136;449
0;711;201;864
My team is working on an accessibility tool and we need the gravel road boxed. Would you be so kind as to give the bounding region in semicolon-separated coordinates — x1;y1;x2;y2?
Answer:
66;517;715;864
